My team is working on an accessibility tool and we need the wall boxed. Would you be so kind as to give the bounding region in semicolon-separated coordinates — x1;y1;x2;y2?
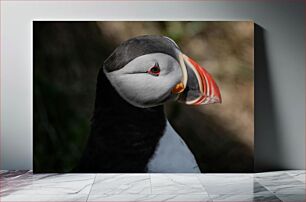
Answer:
1;0;304;170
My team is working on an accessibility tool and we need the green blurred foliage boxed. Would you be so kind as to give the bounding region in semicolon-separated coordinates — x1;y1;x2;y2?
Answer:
34;22;113;172
34;21;253;173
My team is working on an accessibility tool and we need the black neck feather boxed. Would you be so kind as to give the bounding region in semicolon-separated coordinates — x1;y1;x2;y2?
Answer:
75;69;166;173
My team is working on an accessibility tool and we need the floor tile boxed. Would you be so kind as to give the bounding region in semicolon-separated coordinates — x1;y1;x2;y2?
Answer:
286;170;305;183
1;172;95;196
253;194;282;201
88;194;211;201
143;194;211;202
198;174;254;195
1;170;306;202
0;170;31;179
255;171;294;180
256;173;305;195
253;183;284;201
210;194;281;201
210;194;253;201
90;174;151;195
150;174;207;195
275;194;306;202
254;181;274;195
0;170;9;175
268;184;305;195
0;194;88;201
1;171;39;196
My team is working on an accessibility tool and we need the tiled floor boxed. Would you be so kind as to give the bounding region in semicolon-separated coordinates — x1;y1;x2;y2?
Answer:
0;170;305;201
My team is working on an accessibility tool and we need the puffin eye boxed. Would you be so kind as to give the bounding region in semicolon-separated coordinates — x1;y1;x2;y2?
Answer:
147;63;160;76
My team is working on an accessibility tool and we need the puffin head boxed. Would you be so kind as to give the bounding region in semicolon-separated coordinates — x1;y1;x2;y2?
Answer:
103;35;222;108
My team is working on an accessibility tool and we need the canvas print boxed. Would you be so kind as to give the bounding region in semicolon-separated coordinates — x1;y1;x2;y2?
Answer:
34;21;254;173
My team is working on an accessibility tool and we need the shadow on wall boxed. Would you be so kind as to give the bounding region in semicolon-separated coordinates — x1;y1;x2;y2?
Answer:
254;24;284;172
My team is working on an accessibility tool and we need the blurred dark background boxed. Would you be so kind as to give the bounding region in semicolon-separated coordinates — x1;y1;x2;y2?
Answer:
34;21;254;173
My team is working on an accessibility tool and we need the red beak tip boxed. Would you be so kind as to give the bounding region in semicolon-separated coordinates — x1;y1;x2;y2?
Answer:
215;92;222;104
183;55;222;106
209;96;222;104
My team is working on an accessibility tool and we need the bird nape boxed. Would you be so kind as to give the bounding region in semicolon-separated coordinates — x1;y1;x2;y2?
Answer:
74;35;221;173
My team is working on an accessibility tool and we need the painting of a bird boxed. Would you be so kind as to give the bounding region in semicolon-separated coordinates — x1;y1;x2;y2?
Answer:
74;35;221;173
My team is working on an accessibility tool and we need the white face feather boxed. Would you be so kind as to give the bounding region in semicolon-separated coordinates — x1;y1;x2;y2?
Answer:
104;53;182;108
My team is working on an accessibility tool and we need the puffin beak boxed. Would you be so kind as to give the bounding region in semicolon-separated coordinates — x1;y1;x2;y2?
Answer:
172;53;222;105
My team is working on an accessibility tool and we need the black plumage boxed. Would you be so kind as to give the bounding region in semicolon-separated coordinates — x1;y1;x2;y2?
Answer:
74;69;166;172
104;35;179;72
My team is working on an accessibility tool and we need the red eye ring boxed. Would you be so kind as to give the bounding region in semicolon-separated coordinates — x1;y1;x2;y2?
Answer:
147;63;160;76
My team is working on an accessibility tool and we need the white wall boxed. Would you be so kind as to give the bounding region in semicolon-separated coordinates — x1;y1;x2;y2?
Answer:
1;0;304;170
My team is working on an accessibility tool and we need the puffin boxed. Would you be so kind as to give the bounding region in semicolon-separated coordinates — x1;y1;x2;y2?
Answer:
74;35;221;173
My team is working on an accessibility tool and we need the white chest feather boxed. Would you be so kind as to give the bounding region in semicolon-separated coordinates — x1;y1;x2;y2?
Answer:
147;121;201;173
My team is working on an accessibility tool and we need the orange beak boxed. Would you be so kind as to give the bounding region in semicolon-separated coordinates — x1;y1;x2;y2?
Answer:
173;54;222;105
171;82;185;94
